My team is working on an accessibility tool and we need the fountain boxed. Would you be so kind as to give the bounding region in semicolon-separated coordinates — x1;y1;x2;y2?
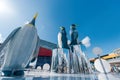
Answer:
51;45;92;74
51;25;92;74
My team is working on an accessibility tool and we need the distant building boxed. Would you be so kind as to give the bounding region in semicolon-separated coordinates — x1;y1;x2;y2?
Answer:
90;50;120;72
90;53;120;64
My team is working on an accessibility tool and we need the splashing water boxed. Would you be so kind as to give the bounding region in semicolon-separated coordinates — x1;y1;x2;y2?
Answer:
51;45;92;74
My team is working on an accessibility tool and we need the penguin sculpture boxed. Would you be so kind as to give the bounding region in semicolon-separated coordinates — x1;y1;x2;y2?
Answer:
56;26;69;73
58;26;69;49
0;13;40;76
69;24;78;52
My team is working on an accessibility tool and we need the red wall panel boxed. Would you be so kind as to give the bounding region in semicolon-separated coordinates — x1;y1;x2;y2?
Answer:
38;47;52;56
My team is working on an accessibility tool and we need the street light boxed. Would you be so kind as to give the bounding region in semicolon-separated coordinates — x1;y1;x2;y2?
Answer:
93;47;107;74
93;47;102;55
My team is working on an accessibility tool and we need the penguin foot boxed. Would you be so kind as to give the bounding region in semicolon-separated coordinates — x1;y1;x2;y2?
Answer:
2;71;12;76
13;70;24;76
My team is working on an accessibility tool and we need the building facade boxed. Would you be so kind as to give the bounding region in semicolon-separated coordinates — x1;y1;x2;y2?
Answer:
35;39;57;69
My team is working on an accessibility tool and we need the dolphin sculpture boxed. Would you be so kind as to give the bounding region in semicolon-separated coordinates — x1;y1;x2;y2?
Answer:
0;13;40;76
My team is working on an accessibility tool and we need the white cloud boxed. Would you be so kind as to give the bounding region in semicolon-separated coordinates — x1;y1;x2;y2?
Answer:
0;33;3;43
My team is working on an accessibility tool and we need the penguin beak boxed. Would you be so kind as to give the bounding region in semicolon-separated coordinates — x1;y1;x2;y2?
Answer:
60;27;64;30
71;24;79;27
29;13;38;26
33;13;38;19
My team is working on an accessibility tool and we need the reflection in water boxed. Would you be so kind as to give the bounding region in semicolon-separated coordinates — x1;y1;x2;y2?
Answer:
49;73;97;80
0;75;96;80
50;76;95;80
98;73;120;80
0;77;25;80
0;77;49;80
33;77;50;80
0;73;120;80
0;77;33;80
98;74;109;80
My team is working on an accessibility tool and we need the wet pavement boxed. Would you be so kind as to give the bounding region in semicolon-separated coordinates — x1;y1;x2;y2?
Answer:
0;71;120;80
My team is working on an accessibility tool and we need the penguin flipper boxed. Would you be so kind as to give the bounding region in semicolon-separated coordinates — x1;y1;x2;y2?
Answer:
58;32;62;48
0;27;21;66
0;27;21;53
32;36;40;59
29;36;40;65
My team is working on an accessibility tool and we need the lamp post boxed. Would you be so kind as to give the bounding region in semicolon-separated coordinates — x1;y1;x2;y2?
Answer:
93;47;107;74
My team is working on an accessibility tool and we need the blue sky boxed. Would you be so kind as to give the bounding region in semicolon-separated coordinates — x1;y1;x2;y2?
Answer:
0;0;120;58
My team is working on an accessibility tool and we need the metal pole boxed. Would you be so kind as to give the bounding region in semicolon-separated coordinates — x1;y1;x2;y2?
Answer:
98;54;107;74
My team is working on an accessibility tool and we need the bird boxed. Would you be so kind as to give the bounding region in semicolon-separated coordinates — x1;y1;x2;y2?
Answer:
58;26;69;49
0;13;40;76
